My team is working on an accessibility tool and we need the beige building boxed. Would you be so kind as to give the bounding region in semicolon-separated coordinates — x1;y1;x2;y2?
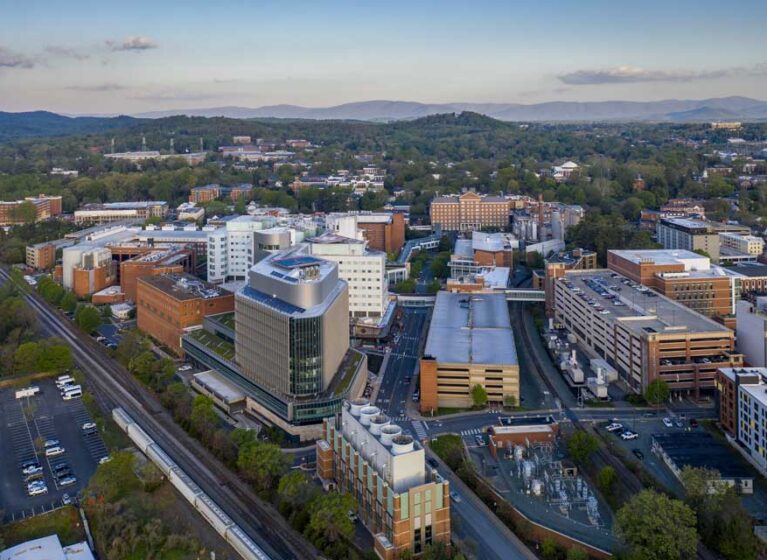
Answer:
430;191;511;232
420;292;519;412
719;232;765;256
316;400;451;560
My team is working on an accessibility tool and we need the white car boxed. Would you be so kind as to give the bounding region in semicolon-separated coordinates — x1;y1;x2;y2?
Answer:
620;431;639;441
28;485;48;496
82;422;97;431
45;446;65;457
22;464;42;476
177;364;193;372
605;423;623;432
662;417;673;428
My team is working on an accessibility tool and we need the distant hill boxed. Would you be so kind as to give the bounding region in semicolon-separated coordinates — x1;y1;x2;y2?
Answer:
0;111;139;142
133;96;767;122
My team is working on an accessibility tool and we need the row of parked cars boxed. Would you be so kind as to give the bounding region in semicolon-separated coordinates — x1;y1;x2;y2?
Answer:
605;422;639;440
57;374;82;401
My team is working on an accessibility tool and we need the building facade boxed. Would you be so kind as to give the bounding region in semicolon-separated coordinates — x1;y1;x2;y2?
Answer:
316;401;451;560
74;201;168;225
430;191;510;232
552;269;742;396
420;292;519;412
0;194;63;226
136;274;234;356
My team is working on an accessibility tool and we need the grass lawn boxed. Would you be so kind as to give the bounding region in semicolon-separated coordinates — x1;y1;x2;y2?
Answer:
1;507;86;548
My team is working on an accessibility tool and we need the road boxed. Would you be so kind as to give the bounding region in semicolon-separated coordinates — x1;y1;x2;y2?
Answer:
1;269;314;560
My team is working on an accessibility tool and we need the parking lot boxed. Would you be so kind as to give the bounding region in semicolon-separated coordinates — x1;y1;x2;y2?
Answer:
0;377;108;522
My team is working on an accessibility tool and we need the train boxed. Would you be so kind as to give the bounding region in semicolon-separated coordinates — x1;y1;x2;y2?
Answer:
112;407;271;560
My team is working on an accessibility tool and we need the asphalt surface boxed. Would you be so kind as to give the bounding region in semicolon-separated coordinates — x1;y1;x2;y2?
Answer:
1;269;315;560
0;378;106;522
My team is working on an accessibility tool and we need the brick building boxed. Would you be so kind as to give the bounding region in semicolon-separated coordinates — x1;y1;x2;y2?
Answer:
136;273;234;355
120;248;194;301
0;194;63;226
429;191;511;232
189;184;221;203
357;213;406;255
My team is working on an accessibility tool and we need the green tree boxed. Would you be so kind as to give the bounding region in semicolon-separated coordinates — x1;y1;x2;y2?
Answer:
9;200;38;223
190;394;218;438
36;343;73;372
86;451;140;503
471;384;488;408
14;341;41;373
616;490;698;560
393;279;416;293
645;378;670;409
277;470;314;511
304;492;356;556
566;547;588;560
59;291;78;313
596;466;617;494
237;440;289;492
566;430;598;465
74;304;101;334
503;394;518;409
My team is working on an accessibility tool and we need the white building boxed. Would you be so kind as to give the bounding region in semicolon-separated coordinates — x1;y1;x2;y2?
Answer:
720;367;767;474
736;298;767;367
177;202;205;221
309;232;388;318
0;534;94;560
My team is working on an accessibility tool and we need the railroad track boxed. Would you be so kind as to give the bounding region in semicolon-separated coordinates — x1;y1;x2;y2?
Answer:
2;269;316;560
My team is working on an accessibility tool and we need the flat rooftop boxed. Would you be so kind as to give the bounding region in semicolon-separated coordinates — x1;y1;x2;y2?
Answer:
471;232;514;253
560;269;731;336
424;291;518;366
139;273;228;301
193;370;245;404
726;264;767;278
653;432;753;479
610;249;708;268
308;232;364;245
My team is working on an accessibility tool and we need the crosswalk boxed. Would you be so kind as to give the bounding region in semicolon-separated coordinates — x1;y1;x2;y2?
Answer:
460;428;484;436
411;421;428;440
391;416;409;423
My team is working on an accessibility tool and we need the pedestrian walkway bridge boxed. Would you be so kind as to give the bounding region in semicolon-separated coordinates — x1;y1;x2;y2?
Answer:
504;289;545;302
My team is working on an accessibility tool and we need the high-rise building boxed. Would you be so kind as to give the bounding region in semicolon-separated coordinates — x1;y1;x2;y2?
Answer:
326;212;406;255
316;400;451;560
309;232;388;319
656;218;750;263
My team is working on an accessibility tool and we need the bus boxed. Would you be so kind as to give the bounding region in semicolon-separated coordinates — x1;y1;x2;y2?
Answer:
15;386;40;399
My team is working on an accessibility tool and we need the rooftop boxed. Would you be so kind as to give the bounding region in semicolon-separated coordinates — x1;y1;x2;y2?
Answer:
193;370;245;404
652;432;753;479
139;273;228;301
471;231;515;253
79;201;167;210
0;535;95;560
726;264;767;278
424;291;518;365
308;232;364;245
610;249;709;269
558;269;731;336
189;329;235;361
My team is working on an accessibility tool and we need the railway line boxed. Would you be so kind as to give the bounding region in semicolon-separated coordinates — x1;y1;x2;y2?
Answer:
1;269;316;560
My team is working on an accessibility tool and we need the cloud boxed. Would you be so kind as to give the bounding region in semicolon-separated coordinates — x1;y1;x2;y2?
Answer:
45;46;90;61
66;83;127;92
557;63;767;85
0;47;36;69
106;36;158;52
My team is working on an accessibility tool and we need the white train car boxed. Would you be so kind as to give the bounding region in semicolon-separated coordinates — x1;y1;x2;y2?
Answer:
146;443;178;477
111;408;271;560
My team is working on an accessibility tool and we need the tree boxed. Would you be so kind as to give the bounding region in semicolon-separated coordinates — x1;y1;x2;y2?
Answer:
616;490;698;560
566;430;598;465
471;384;488;408
596;466;617;494
237;440;289;492
59;291;77;313
74;304;101;334
277;470;314;511
190;394;218;439
566;547;588;560
36;343;73;372
393;279;416;293
304;492;356;556
645;378;670;409
503;394;518;409
14;341;41;373
86;451;140;503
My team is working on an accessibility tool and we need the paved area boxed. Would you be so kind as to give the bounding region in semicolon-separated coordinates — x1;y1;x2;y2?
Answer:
0;377;107;522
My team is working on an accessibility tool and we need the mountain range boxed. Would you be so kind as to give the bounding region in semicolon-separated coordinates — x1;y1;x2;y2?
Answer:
133;96;767;122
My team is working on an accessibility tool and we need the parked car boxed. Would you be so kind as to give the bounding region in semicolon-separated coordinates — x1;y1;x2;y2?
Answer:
449;491;462;503
62;493;72;505
620;431;639;441
43;439;60;448
475;435;485;446
22;464;42;476
82;422;97;431
605;423;623;432
632;448;644;460
45;446;65;457
58;476;77;487
28;484;48;496
21;459;40;470
427;458;438;468
662;417;673;428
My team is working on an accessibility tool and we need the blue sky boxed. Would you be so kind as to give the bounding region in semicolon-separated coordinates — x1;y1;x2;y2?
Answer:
1;0;766;114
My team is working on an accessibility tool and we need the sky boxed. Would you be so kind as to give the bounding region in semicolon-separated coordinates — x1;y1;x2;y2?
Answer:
1;0;766;115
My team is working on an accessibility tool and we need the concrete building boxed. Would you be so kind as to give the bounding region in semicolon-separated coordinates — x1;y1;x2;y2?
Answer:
176;202;205;221
0;534;95;560
74;201;168;225
607;249;734;318
552;269;743;396
326;212;406;256
736;298;767;367
207;216;304;283
716;367;767;476
542;248;598;316
309;232;388;319
420;292;519;412
0;194;63;226
136;273;234;356
104;151;206;165
234;252;349;396
26;239;72;270
720;232;765;256
656;218;750;263
429;191;511;232
316;400;451;560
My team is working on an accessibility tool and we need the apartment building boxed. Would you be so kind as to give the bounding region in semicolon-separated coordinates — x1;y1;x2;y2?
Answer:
316;400;451;560
656;218;749;262
0;194;63;226
552;269;742;396
74;201;168;225
716;367;767;475
309;232;388;318
136;274;234;356
420;292;519;413
429;191;510;232
189;184;221;203
720;232;765;257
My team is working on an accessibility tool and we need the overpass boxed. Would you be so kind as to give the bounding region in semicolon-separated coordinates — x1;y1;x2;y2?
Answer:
504;288;545;302
397;294;437;307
